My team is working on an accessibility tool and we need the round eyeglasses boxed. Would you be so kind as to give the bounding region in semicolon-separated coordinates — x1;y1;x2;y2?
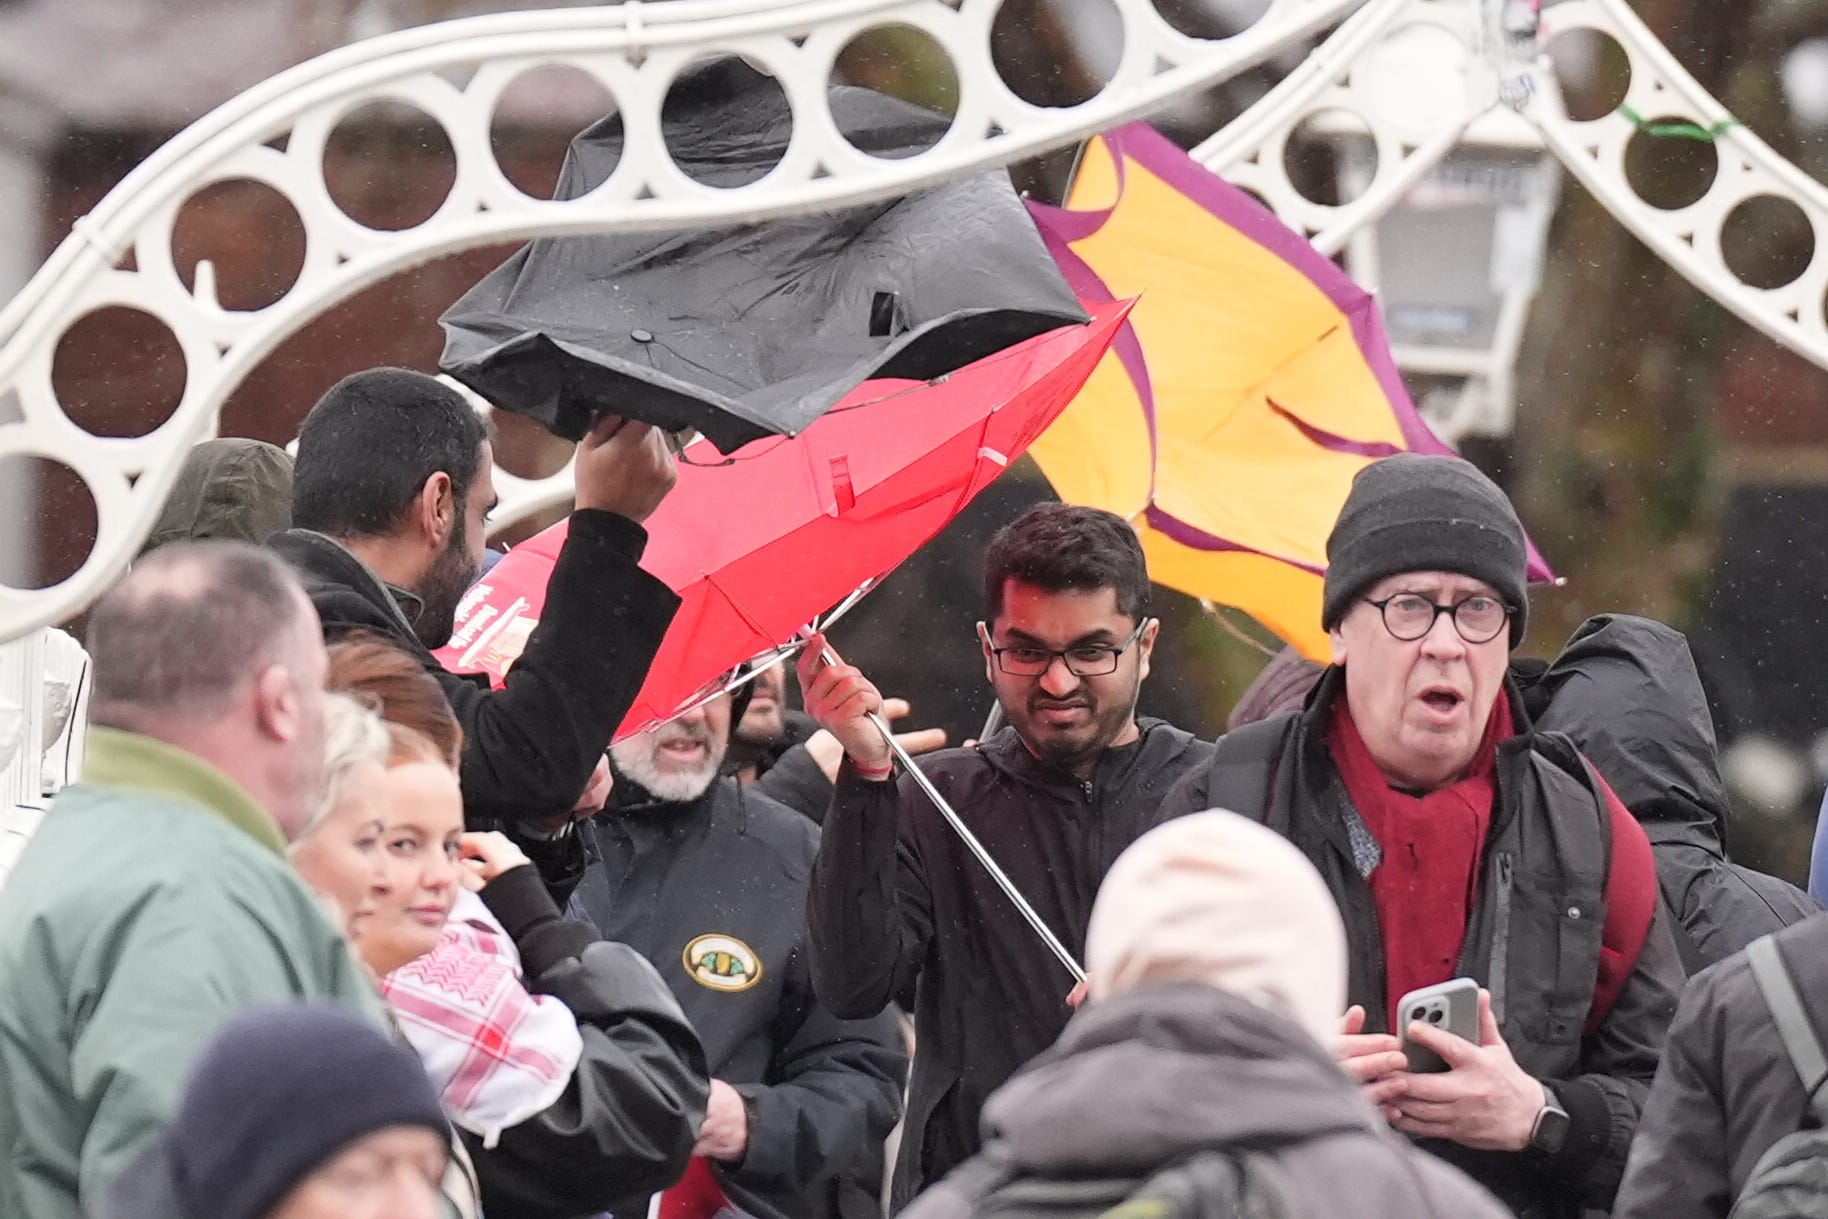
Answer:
1364;593;1511;644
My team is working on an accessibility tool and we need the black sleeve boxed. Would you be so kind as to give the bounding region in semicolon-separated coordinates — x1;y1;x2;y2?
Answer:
1610;962;1735;1219
1535;899;1684;1211
441;510;681;828
468;940;711;1219
725;946;907;1202
754;745;837;825
806;764;934;1019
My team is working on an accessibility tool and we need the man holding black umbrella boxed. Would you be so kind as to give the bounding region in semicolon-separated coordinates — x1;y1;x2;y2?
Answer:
798;503;1212;1207
274;368;680;901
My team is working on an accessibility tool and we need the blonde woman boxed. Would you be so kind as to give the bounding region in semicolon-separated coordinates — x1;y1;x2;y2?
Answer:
286;692;390;943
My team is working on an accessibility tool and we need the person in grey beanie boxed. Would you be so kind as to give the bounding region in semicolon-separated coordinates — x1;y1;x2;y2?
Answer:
95;1003;451;1219
1160;452;1684;1219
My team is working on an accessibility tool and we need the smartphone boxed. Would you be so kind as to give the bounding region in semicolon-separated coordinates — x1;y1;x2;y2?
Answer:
1395;978;1480;1073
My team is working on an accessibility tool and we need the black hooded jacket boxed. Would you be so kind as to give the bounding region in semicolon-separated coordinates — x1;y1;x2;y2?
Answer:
902;984;1511;1219
570;775;905;1219
1521;614;1817;971
806;719;1213;1207
270;514;679;899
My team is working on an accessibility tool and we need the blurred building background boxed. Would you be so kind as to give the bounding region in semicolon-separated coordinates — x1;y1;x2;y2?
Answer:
5;0;1828;876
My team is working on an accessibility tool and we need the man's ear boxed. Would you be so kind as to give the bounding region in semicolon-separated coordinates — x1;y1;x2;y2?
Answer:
415;472;457;548
977;622;996;684
1329;624;1349;666
253;663;303;745
1136;617;1160;683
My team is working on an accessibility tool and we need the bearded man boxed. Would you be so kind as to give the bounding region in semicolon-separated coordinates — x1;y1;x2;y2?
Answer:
799;503;1213;1205
274;368;679;900
568;687;906;1219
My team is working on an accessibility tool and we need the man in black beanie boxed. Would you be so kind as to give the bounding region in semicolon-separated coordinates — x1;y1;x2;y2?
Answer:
96;1003;452;1219
1162;453;1684;1219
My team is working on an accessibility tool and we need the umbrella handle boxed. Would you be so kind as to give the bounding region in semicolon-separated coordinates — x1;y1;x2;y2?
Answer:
814;645;1086;984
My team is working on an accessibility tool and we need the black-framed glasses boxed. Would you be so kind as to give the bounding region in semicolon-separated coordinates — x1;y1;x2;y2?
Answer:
985;620;1150;677
1365;594;1511;644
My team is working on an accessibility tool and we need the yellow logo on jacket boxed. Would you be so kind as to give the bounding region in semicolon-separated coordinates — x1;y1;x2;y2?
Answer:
684;934;763;992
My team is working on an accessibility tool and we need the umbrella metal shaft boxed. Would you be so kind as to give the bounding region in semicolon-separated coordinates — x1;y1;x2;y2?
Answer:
862;707;1087;985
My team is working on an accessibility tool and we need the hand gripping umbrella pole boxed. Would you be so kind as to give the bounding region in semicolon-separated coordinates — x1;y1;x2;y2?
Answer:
818;644;1086;984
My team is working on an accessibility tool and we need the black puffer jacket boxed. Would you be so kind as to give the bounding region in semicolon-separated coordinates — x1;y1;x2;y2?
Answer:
1523;614;1818;972
571;777;905;1219
904;983;1510;1219
807;720;1213;1208
1161;671;1684;1219
466;866;711;1219
1614;913;1828;1219
271;517;679;901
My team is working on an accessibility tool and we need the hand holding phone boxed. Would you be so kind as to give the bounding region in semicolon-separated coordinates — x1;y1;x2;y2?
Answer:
1396;978;1481;1073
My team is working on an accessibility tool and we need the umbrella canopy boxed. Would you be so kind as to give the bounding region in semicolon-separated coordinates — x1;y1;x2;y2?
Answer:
440;58;1088;452
1026;124;1554;660
436;299;1129;740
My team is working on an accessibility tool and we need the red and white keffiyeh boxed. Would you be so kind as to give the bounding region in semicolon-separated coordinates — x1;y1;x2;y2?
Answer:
382;890;584;1146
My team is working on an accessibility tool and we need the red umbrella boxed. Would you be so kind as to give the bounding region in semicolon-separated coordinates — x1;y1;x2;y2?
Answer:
437;299;1130;742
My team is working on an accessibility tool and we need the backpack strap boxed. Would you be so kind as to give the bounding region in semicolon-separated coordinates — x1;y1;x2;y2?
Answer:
1747;934;1828;1126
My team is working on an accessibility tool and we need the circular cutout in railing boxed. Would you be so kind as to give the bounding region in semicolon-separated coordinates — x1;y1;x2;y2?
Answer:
172;178;306;312
991;0;1122;109
834;24;960;156
1150;0;1270;42
324;99;458;230
490;63;617;199
662;58;791;188
0;455;98;592
1722;195;1815;291
1546;26;1631;124
52;307;187;439
1283;109;1377;207
1622;119;1718;212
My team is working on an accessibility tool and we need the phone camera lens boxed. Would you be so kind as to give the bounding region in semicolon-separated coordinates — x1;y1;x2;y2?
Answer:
1410;1007;1426;1022
1428;1010;1444;1024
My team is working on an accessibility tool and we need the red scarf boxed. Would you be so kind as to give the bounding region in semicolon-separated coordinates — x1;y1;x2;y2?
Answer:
1326;693;1514;1031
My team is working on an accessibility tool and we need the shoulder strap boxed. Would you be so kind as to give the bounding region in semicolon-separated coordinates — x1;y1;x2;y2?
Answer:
1747;934;1828;1126
1199;719;1289;822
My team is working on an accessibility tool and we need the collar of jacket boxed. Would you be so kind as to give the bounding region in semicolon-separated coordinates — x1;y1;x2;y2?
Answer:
273;529;427;649
80;726;288;856
977;717;1173;792
602;771;732;843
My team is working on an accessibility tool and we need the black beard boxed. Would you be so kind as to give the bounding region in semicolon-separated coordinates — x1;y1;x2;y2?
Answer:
413;523;478;650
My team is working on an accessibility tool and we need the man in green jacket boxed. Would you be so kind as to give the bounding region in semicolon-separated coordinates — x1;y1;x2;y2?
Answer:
0;541;383;1219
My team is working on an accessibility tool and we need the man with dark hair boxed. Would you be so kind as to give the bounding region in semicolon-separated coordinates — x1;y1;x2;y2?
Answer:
797;502;1212;1205
1162;454;1682;1219
0;543;381;1219
273;367;681;898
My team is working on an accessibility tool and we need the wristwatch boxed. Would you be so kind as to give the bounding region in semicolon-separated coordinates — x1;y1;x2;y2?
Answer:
1528;1084;1571;1155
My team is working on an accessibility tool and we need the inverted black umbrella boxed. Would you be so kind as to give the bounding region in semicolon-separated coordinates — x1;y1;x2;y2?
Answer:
439;58;1088;451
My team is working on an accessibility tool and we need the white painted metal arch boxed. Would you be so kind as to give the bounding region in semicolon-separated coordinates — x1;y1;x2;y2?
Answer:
0;0;1363;640
3;0;1828;644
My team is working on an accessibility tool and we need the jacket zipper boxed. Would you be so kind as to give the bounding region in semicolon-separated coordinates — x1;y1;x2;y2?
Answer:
1489;851;1515;1020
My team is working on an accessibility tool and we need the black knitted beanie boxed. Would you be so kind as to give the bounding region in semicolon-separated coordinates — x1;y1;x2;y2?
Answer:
163;1003;448;1219
1321;453;1528;647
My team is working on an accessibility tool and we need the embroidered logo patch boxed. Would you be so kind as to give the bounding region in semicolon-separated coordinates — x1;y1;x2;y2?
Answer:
683;934;763;992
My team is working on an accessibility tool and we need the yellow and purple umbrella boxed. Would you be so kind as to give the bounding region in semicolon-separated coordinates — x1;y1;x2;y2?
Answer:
1027;123;1553;660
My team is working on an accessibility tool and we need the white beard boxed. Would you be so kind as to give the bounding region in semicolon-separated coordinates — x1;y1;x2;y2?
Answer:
611;724;726;804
